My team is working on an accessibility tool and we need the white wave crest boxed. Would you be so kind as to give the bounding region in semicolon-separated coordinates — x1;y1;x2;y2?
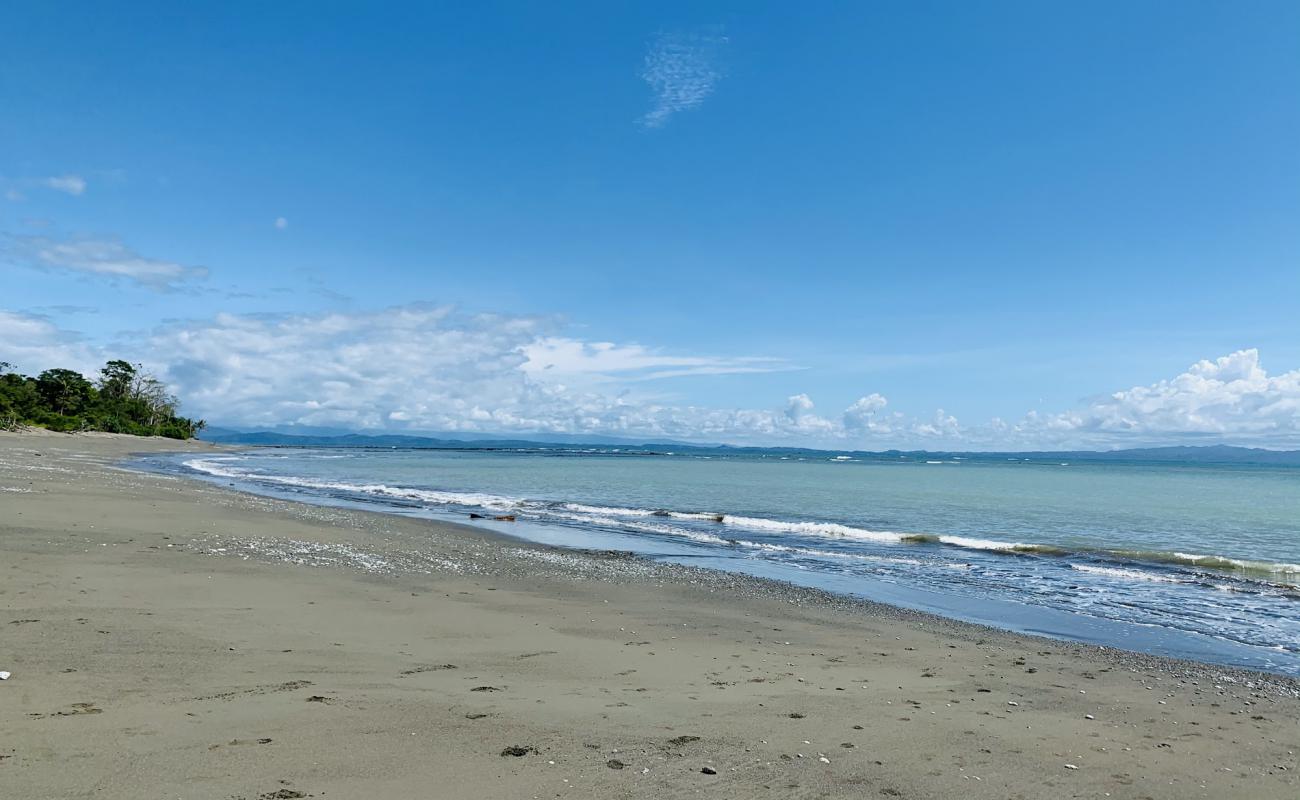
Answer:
1070;564;1186;583
936;535;1032;552
719;515;907;543
183;458;521;510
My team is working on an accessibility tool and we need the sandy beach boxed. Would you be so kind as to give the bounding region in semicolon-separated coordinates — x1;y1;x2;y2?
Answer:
1;432;1296;800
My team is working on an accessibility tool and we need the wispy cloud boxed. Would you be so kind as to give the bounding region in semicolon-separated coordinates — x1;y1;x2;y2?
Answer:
639;30;727;128
2;173;89;199
521;337;790;384
43;174;87;195
6;234;209;291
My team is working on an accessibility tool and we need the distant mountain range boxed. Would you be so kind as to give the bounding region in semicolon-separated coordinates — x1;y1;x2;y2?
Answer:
198;427;1300;465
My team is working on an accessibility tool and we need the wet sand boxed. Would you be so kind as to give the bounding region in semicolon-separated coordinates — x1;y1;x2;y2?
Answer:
1;431;1297;799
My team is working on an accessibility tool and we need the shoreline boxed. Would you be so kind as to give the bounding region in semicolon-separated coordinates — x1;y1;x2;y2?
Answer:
155;444;1300;683
3;431;1298;799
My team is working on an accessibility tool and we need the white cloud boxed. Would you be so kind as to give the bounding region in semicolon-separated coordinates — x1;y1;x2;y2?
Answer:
842;393;896;434
0;311;98;375
0;305;891;442
5;304;1296;449
43;174;87;195
521;337;788;384
0;300;956;444
639;30;726;128
1013;349;1300;447
274;217;289;230
133;307;835;439
1;173;91;200
913;409;962;438
8;234;209;291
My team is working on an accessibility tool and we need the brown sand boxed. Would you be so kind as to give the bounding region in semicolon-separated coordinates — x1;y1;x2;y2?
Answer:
1;431;1296;799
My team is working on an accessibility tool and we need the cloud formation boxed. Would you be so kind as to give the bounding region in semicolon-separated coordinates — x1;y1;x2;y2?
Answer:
43;174;87;195
0;305;910;442
1015;349;1300;446
2;306;1297;448
1;174;88;199
0;311;98;374
639;30;726;128
522;337;788;384
7;234;209;291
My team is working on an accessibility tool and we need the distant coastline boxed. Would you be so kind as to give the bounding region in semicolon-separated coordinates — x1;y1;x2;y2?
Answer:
199;427;1300;466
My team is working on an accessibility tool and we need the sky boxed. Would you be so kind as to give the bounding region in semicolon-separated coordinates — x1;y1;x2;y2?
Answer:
3;1;1300;449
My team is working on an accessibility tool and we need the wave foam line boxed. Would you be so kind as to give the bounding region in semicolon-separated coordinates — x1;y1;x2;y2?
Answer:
1070;564;1188;584
183;458;521;511
183;457;1300;585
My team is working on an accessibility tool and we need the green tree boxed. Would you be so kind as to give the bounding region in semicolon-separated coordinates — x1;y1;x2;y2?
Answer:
98;360;136;401
0;364;39;429
35;368;94;416
2;359;203;439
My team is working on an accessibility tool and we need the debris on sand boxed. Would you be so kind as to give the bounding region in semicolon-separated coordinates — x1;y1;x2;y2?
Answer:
501;745;535;757
399;664;457;675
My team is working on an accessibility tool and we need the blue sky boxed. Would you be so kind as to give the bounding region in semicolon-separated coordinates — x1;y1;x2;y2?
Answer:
3;2;1300;448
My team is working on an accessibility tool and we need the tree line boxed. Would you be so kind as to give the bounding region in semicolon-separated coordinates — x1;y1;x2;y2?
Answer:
0;359;205;439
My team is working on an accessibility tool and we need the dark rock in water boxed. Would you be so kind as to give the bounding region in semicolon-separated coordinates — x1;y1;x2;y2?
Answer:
501;745;535;757
667;735;701;746
493;515;516;522
468;513;486;519
700;766;718;775
607;759;626;769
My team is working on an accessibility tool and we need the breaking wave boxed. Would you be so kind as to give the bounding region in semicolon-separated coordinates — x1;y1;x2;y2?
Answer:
181;455;1300;588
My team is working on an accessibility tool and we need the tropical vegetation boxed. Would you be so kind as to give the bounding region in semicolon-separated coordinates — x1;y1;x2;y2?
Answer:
0;359;205;439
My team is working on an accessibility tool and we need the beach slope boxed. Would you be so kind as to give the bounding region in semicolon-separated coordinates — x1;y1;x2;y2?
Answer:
1;432;1296;799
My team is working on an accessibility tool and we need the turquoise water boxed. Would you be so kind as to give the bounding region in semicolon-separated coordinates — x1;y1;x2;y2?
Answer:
149;448;1300;674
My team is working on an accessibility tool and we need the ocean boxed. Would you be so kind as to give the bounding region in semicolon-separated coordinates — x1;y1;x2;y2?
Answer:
142;446;1300;675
